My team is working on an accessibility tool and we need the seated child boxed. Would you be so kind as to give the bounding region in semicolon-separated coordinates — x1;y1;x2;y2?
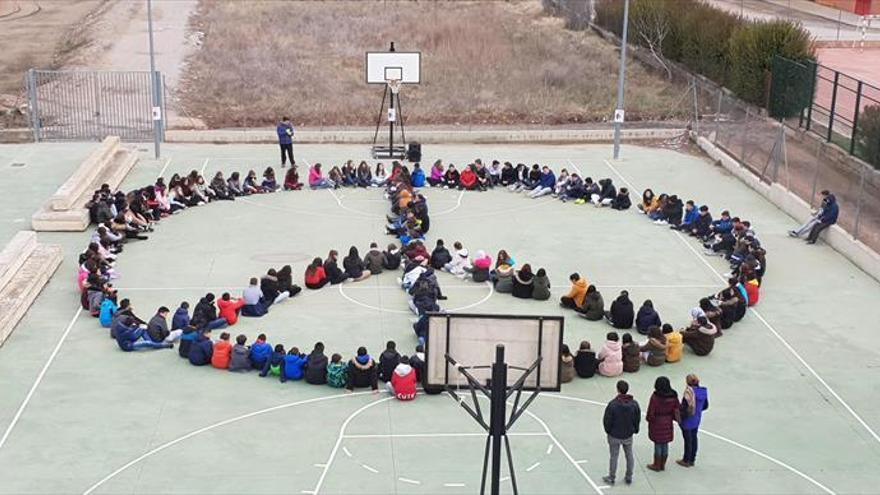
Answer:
228;334;251;371
304;258;329;290
388;355;418;401
259;344;286;377
378;341;401;382
597;332;623;377
430;239;453;270
382;244;402;270
662;324;683;363
280;347;308;382
560;344;575;383
531;268;551;300
346;347;379;392
211;332;232;369
327;353;348;388
283;165;303;190
188;329;214;366
249;334;272;370
574;341;597;378
469;250;493;282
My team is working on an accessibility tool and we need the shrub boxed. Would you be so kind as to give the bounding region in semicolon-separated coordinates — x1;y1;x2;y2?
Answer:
858;104;880;168
727;19;815;107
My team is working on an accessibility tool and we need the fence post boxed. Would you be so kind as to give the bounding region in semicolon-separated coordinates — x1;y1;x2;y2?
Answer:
691;78;699;135
26;69;41;142
810;141;821;207
740;106;750;164
849;80;863;155
805;61;817;132
715;89;723;141
827;71;839;143
853;163;866;239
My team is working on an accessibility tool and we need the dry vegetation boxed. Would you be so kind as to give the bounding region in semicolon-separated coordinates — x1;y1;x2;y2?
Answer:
179;0;688;128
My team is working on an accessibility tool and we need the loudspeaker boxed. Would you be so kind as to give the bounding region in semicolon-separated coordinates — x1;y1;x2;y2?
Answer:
407;142;422;162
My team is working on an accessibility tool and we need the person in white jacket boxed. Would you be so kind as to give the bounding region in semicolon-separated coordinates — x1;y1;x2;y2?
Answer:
443;248;472;278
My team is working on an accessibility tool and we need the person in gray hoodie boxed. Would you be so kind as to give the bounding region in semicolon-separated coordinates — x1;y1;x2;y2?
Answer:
363;242;384;275
531;268;551;300
228;334;251;372
494;264;514;293
305;342;329;384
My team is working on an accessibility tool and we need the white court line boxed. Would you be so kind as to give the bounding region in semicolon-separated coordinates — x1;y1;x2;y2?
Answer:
500;476;510;482
337;280;495;315
603;157;880;447
237;196;358;220
443;483;466;488
398;477;421;485
575;459;589;464
342;432;547;439
434;190;465;216
525;462;541;472
157;157;172;179
312;397;394;494
342;447;352;458
566;158;582;176
114;283;719;292
313;464;326;468
0;307;82;451
546;444;553;455
81;392;375;495
360;464;379;474
199;157;209;175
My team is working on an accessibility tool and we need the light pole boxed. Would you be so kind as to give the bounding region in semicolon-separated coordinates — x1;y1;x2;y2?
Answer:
147;0;161;159
612;0;630;160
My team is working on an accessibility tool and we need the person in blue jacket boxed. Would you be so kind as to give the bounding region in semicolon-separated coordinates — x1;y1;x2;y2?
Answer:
276;116;294;167
806;190;839;245
706;210;734;238
188;329;214;366
672;200;699;231
99;291;118;328
114;316;172;352
677;374;709;467
410;163;426;188
527;166;556;198
260;344;286;377
171;301;190;330
249;333;272;370
280;347;308;382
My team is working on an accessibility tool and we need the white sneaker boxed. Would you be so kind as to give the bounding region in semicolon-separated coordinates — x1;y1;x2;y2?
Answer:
653;220;667;225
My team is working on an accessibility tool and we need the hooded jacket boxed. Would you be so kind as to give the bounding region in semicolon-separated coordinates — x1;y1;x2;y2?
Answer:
444;250;471;276
681;385;709;430
574;349;597;378
411;168;426;187
281;353;308;382
665;331;683;362
391;363;417;400
459;168;477;188
364;249;384;274
171;306;190;330
430;245;452;270
682;323;716;356
99;298;118;328
249;340;272;369
581;291;605;321
538;171;556;189
379;349;401;382
512;270;534;299
327;361;348;388
647;392;680;443
611;192;632;210
218;297;245;325
597;340;623;377
211;339;232;369
681;204;700;227
622;342;641;373
564;278;588;308
146;314;170;343
609;295;634;329
560;354;575;383
820;195;839;224
305;351;329;384
641;336;667;366
343;253;366;279
191;298;218;329
188;334;214;366
603;393;641;439
494;265;514;293
114;320;142;352
531;273;551;300
635;305;662;334
228;344;251;371
347;357;379;390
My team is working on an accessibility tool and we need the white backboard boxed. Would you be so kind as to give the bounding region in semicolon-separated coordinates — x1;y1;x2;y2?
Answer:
425;313;563;391
366;51;421;84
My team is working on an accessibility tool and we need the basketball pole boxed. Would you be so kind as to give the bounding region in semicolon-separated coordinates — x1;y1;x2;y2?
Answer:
147;0;161;159
612;0;630;160
489;345;507;495
389;42;396;157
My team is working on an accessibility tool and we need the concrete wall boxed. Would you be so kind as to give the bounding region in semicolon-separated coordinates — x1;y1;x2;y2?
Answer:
694;134;880;282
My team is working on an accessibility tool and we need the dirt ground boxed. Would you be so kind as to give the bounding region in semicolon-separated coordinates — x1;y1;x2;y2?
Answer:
179;0;687;128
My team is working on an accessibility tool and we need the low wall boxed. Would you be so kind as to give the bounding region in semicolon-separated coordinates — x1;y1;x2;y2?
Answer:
694;134;880;282
166;127;687;145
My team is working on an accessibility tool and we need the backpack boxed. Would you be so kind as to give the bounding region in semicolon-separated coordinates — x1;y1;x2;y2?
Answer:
327;363;347;388
269;363;281;377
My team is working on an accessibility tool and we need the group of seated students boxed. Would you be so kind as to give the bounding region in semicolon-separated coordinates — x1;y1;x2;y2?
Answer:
79;155;769;401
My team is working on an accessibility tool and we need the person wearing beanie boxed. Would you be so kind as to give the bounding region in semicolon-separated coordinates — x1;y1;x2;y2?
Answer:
346;346;378;392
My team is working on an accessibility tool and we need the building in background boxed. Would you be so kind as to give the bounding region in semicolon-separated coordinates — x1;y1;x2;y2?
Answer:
815;0;879;15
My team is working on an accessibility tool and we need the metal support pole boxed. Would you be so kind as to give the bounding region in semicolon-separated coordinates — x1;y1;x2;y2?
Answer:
805;61;816;132
714;90;723;141
854;164;866;239
389;89;395;155
827;71;839;143
691;78;699;135
489;345;507;495
810;142;821;207
26;69;41;142
740;106;750;164
850;80;863;155
147;0;161;159
836;9;842;41
612;0;630;160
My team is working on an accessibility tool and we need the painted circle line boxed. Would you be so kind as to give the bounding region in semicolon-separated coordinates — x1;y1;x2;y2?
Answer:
337;280;494;314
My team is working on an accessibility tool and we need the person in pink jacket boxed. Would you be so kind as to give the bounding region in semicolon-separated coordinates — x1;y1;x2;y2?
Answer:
598;332;624;377
308;163;333;189
428;160;445;187
468;250;493;283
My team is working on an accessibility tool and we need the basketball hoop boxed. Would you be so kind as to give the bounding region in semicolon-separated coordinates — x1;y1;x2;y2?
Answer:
387;79;402;94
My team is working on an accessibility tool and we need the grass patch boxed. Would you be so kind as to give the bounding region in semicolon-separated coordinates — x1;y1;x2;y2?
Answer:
179;0;687;128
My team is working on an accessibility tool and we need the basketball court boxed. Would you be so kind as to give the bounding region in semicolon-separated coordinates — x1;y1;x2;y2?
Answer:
1;139;879;494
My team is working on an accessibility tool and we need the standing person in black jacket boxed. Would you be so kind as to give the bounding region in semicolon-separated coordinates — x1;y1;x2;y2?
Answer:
304;342;329;385
603;380;641;486
605;290;635;329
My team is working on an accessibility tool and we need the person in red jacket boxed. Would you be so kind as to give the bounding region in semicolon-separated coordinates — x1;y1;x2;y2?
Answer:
387;355;417;401
304;257;329;289
744;278;760;306
211;332;232;369
217;292;246;325
459;165;478;191
645;376;681;472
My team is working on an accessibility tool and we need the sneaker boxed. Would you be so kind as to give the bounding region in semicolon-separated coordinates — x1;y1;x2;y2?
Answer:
438;295;448;300
653;219;667;225
625;477;632;485
601;476;615;485
788;230;798;237
574;198;586;205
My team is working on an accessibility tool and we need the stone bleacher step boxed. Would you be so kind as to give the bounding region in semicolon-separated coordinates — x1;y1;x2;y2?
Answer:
0;231;37;290
0;244;63;347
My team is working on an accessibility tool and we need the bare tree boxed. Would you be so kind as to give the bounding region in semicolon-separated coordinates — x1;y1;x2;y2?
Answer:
632;3;672;80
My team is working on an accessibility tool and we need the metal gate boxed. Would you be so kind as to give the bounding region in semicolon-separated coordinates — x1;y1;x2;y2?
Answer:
25;69;164;142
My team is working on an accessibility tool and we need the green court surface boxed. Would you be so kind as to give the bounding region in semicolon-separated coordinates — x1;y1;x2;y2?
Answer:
0;142;879;494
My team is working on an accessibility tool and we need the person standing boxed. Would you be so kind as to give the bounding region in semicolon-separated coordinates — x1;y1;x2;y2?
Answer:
602;380;641;486
678;374;709;467
276;116;294;167
645;376;680;472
